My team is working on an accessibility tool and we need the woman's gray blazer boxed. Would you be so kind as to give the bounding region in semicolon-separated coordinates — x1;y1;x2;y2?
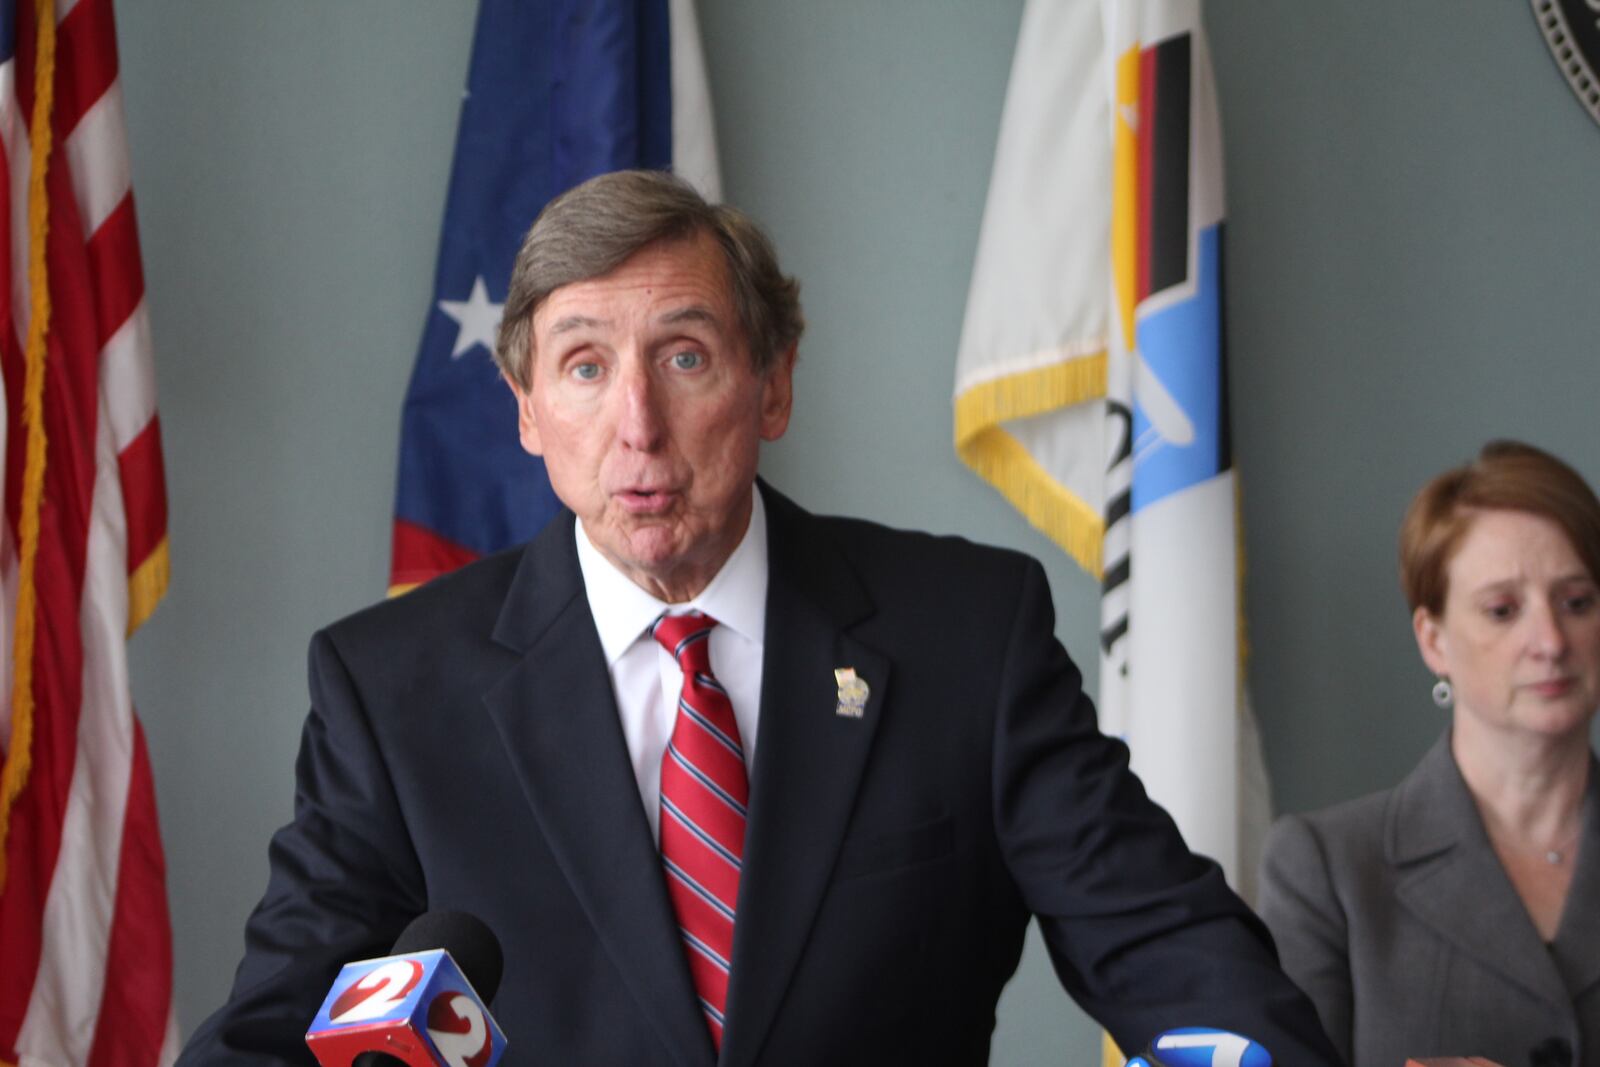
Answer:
1259;733;1600;1067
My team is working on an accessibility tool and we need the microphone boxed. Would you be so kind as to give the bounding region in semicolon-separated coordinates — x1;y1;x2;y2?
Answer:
305;911;507;1067
1124;1027;1272;1067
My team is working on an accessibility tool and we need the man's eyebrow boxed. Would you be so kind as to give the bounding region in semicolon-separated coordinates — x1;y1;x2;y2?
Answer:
659;306;720;327
546;314;606;336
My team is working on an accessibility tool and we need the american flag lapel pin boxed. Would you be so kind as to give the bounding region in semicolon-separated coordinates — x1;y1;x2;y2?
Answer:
834;668;868;718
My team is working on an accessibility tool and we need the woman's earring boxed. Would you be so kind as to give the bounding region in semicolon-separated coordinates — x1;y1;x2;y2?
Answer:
1431;676;1453;709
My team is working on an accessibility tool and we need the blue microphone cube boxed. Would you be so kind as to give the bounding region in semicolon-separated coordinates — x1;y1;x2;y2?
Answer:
306;948;507;1067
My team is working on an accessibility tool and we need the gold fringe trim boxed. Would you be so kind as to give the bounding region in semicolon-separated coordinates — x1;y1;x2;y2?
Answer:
386;582;421;599
953;353;1108;578
0;0;61;896
127;537;171;637
953;351;1107;439
1101;1032;1124;1067
957;425;1106;576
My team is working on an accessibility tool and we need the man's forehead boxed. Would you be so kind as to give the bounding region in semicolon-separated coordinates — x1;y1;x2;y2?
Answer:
542;232;730;309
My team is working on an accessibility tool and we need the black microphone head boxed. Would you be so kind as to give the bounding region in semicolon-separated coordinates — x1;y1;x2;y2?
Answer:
390;910;504;1002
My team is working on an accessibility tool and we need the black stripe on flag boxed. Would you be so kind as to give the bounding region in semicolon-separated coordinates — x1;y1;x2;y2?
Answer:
1147;34;1191;297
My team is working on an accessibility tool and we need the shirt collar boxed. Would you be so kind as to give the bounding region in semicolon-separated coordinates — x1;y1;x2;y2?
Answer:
575;486;769;666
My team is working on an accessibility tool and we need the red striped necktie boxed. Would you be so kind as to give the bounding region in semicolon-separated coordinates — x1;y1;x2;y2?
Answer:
652;611;749;1050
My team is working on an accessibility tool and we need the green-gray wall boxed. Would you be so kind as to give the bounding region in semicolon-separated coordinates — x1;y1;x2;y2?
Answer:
114;3;1600;1061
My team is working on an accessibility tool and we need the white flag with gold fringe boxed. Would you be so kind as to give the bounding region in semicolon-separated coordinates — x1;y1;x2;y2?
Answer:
954;0;1270;927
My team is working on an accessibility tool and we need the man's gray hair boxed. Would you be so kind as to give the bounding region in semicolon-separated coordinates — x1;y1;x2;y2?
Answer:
495;169;804;389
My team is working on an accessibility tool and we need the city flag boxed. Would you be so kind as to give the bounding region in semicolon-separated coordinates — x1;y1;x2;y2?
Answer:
955;0;1268;896
0;0;176;1065
389;0;721;594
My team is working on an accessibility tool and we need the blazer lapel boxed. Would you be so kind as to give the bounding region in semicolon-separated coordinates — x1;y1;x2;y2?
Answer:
483;516;714;1067
1550;755;1600;997
1389;734;1570;1010
718;487;888;1067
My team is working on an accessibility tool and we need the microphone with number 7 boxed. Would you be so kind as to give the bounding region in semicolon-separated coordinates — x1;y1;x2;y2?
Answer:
1123;1027;1273;1067
305;910;507;1067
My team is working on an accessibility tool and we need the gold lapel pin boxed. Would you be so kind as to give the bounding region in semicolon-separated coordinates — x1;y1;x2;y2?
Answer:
834;667;869;718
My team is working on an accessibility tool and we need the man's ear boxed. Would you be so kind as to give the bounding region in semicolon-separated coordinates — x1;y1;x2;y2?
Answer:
759;343;798;442
506;373;544;456
1413;605;1449;677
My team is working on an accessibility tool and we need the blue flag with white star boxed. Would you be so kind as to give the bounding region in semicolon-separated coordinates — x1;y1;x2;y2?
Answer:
390;0;721;592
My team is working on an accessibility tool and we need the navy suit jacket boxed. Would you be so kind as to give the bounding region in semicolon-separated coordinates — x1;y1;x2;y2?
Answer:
179;484;1341;1065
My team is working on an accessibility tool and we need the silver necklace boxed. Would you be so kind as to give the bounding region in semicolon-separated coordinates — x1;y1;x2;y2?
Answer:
1543;830;1581;865
1486;821;1582;866
1522;827;1581;865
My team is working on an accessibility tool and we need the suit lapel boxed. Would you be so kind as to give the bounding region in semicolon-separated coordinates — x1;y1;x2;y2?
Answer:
718;487;888;1067
483;516;714;1067
1389;734;1570;1010
1550;755;1600;997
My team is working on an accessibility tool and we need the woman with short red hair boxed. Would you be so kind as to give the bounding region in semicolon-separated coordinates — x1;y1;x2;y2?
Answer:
1261;440;1600;1067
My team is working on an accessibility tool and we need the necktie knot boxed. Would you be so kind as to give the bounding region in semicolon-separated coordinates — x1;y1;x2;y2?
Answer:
653;610;718;673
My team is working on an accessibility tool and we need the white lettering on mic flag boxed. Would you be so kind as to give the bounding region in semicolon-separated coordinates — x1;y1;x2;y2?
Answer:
954;0;1270;898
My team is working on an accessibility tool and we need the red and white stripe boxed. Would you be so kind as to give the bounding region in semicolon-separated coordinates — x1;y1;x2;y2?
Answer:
0;1;174;1065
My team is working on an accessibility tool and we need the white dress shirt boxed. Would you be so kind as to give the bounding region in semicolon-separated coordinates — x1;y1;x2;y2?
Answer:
574;488;767;841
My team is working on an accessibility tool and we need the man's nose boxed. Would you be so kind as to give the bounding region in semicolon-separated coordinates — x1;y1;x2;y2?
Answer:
615;360;666;450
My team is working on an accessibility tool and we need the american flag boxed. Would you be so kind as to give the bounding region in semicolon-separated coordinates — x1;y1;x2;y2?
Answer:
0;0;175;1065
389;0;721;595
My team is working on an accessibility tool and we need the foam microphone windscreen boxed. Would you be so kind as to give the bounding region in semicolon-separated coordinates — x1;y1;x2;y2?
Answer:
390;911;504;1001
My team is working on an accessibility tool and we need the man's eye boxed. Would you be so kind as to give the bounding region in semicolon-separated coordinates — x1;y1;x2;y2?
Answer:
671;350;704;371
1484;602;1516;622
571;362;602;381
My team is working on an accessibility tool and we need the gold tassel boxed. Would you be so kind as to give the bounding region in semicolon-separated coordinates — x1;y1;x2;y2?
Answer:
0;0;61;896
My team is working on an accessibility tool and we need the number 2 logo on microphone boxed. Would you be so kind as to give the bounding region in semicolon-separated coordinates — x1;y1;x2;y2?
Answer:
427;991;493;1067
327;959;425;1022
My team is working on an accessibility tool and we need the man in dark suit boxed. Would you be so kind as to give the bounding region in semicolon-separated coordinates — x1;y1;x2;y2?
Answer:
179;170;1342;1065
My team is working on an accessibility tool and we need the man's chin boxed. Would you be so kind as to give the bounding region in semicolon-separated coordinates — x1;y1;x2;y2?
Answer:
589;524;686;579
614;518;686;557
